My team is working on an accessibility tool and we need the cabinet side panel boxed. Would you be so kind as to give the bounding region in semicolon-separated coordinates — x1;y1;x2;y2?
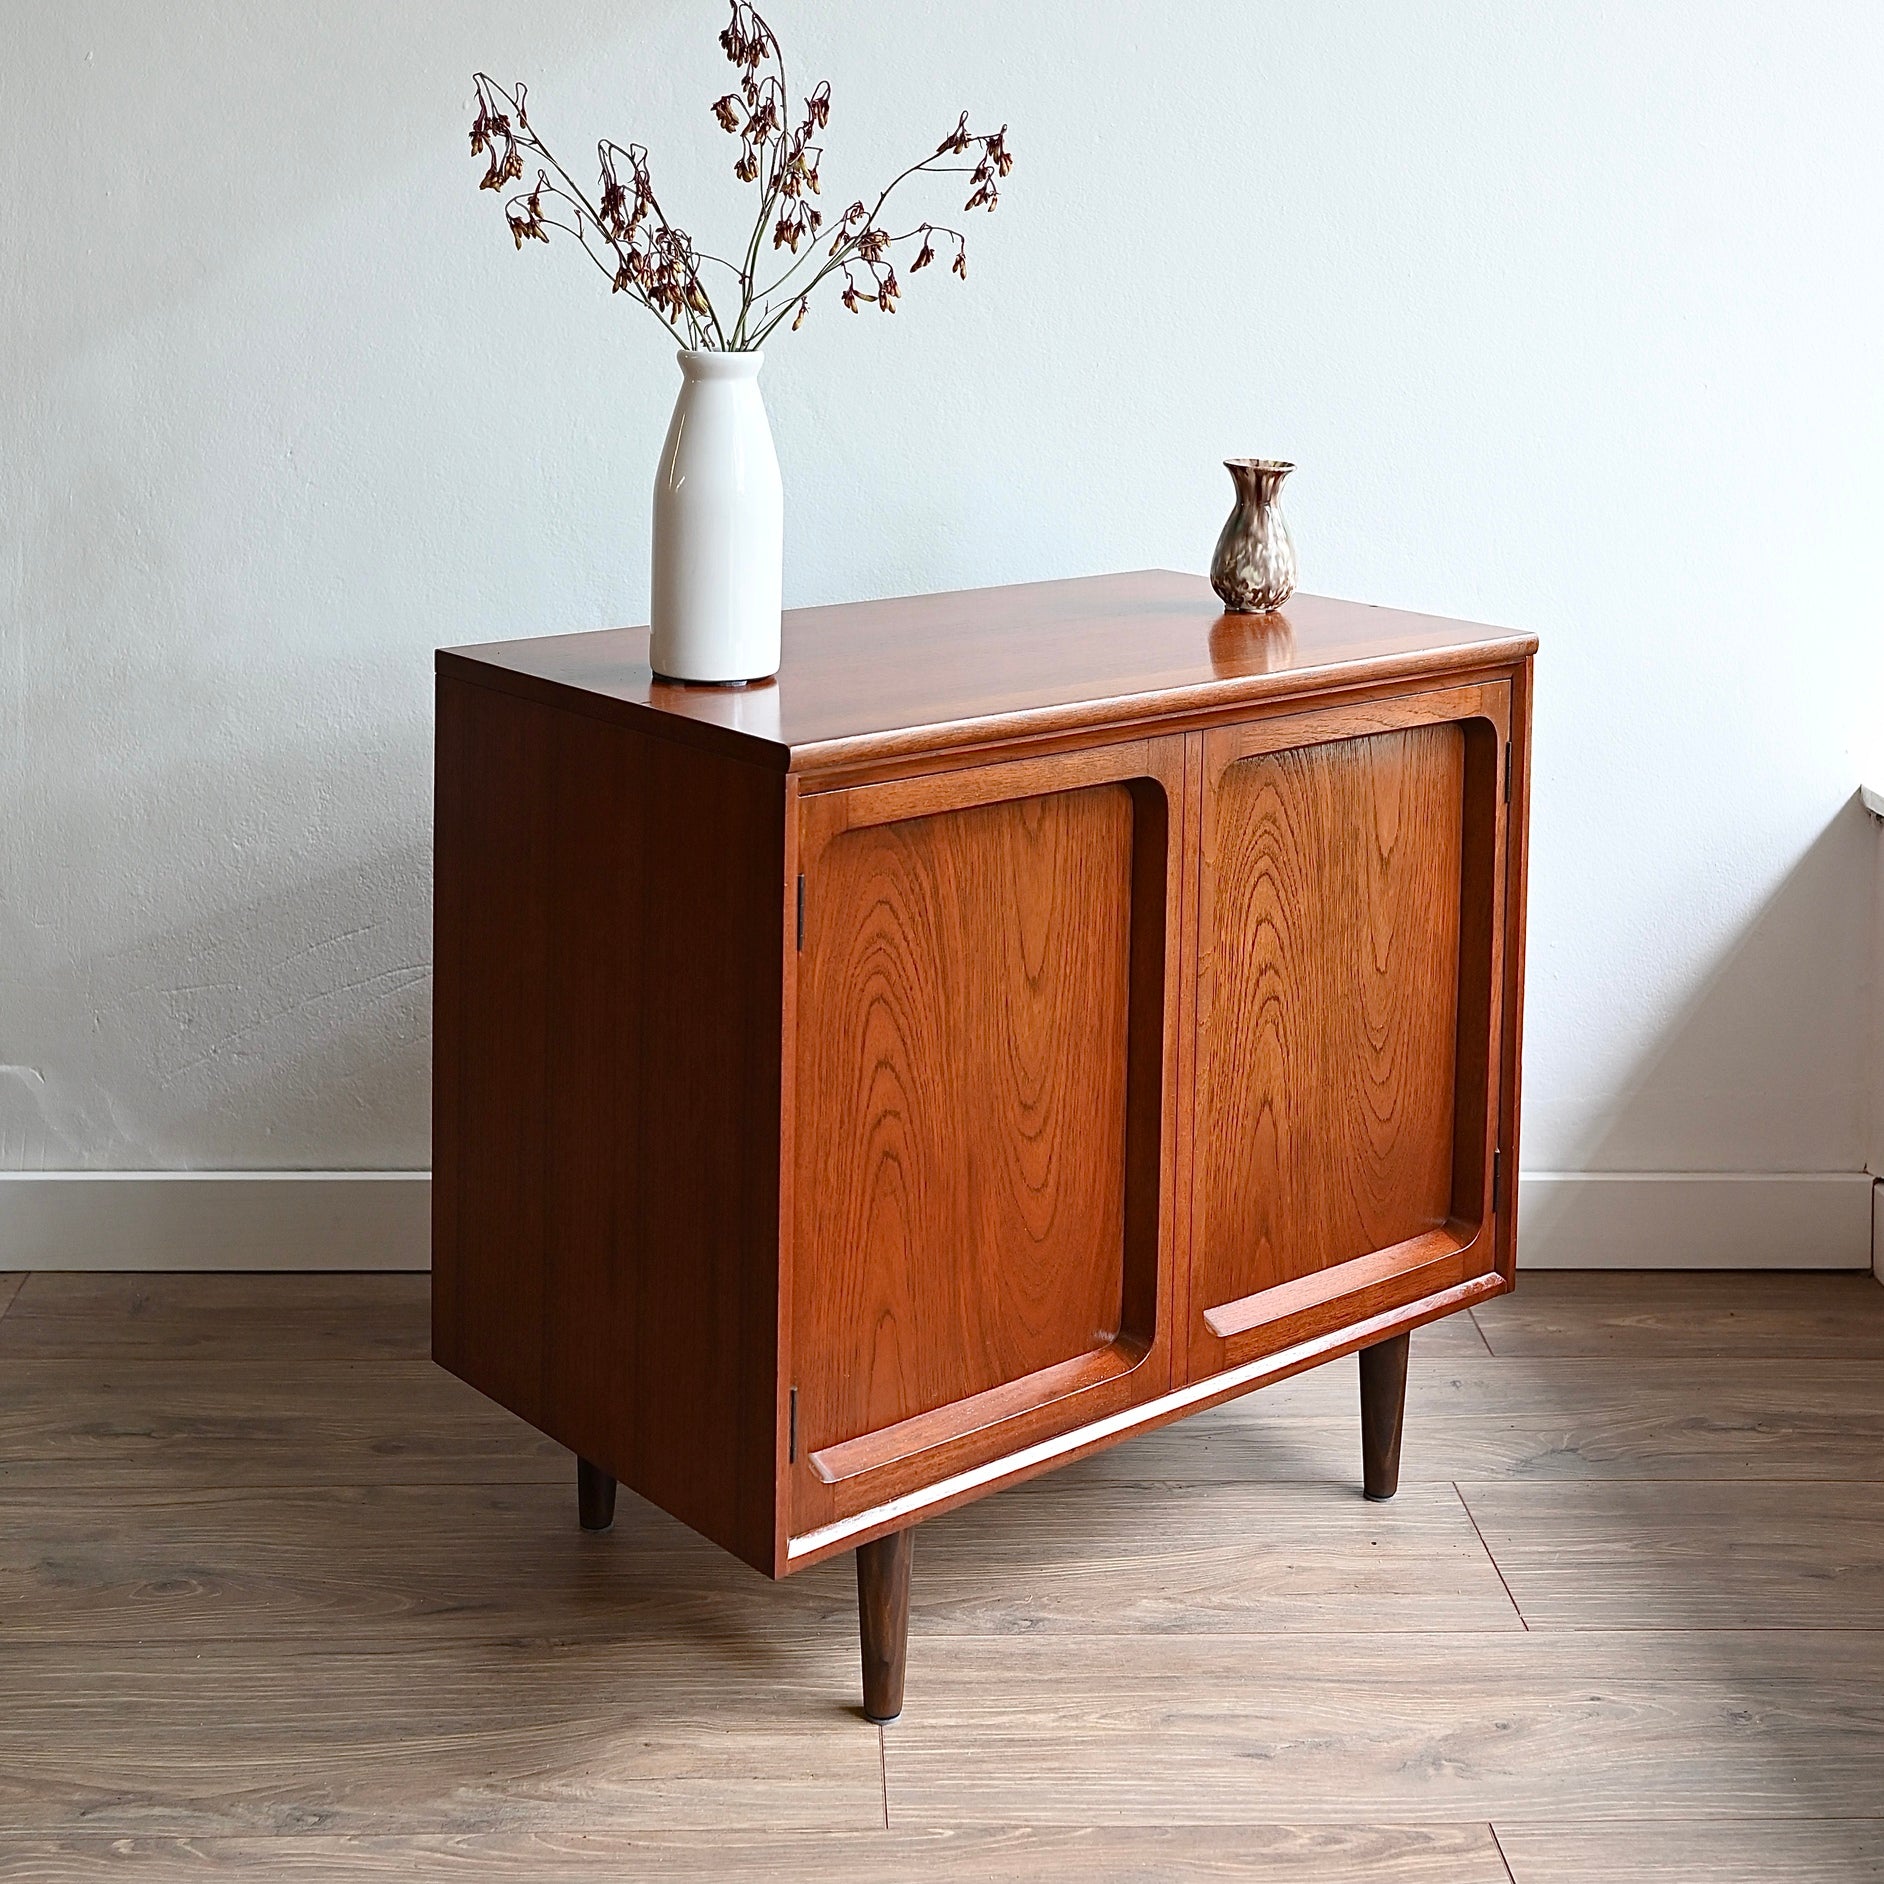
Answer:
432;675;553;1418
432;675;785;1572
1197;723;1465;1302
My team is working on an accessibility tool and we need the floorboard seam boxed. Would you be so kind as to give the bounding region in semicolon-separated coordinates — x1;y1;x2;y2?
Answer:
1465;1307;1497;1356
1493;1815;1884;1824
878;1726;890;1829
1451;1478;1884;1486
1488;1820;1519;1881
1453;1482;1528;1630
14;1626;1884;1653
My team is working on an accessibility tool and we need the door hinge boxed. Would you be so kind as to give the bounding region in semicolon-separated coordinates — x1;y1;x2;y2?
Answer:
1503;740;1512;805
1493;1147;1503;1212
795;874;805;951
788;1386;798;1463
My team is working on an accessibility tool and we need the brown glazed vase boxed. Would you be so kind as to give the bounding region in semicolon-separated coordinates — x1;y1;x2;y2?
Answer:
1210;459;1297;613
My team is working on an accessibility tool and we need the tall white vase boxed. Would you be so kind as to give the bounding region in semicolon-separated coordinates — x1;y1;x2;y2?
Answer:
649;348;783;684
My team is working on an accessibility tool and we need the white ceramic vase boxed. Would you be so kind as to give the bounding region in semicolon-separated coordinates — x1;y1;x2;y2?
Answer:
649;348;783;684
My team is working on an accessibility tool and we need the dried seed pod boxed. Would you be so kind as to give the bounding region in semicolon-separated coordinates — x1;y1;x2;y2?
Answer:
466;7;1010;351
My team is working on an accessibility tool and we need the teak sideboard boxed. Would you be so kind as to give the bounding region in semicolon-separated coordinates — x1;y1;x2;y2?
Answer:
433;570;1534;1721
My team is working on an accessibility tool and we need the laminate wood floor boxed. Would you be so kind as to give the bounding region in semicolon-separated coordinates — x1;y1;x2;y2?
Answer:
2;1270;1881;1881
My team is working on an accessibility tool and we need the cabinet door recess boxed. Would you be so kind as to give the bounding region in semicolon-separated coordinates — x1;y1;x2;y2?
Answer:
791;741;1183;1530
1190;690;1507;1375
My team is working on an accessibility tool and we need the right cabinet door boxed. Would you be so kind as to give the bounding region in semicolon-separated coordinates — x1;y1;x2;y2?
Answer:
1187;683;1510;1380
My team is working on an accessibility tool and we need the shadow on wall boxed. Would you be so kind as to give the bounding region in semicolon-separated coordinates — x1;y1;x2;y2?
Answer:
0;840;433;1172
1520;791;1878;1266
3;3;674;1179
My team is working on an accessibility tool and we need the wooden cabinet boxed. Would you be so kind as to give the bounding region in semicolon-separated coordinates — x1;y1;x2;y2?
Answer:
433;571;1534;1720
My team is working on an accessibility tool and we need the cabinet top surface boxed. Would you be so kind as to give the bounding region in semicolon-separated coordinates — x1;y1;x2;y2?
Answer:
441;569;1535;772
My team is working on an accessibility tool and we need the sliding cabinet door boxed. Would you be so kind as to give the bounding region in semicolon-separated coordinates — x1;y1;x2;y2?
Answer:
1187;685;1510;1380
789;738;1184;1539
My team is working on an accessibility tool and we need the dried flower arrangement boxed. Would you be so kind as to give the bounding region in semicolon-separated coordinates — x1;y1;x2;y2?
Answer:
469;3;1012;351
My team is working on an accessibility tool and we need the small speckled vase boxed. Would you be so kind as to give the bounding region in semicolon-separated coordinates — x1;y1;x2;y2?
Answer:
1210;458;1297;613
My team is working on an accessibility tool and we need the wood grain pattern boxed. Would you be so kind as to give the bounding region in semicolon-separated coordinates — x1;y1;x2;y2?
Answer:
441;572;1538;779
780;1269;1504;1570
1474;1271;1884;1357
897;1479;1521;1637
796;784;1136;1449
433;673;787;1574
0;1825;1517;1881
0;1478;1520;1645
880;1630;1884;1824
1066;1355;1884;1485
0;1480;853;1645
1191;719;1478;1375
0;1272;429;1358
1201;1229;1473;1341
0;1642;883;1837
6;1271;1883;1873
1458;1480;1884;1628
433;590;1533;1703
0;1359;564;1489
790;746;1185;1532
1495;1818;1884;1884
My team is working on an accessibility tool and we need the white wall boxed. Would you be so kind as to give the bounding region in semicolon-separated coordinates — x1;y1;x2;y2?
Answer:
3;3;1881;1260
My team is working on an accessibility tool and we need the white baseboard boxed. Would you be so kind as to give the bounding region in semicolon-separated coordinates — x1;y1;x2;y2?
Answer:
0;1169;1874;1274
0;1173;429;1271
1517;1171;1876;1270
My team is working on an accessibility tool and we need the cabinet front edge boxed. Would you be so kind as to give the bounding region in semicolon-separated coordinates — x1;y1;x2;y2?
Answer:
787;652;1535;792
777;1269;1507;1573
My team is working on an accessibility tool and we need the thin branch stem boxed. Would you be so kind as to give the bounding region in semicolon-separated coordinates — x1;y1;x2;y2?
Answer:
468;9;1007;352
750;158;974;315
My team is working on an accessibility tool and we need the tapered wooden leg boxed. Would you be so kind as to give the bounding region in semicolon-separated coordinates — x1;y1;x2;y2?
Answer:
856;1528;914;1723
577;1456;617;1531
1359;1331;1410;1501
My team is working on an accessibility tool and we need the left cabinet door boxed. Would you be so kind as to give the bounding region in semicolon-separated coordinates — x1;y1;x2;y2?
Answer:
787;738;1186;1543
